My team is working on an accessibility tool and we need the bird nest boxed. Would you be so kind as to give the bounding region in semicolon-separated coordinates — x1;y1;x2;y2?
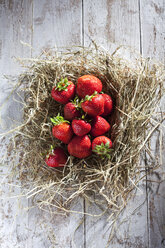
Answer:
1;45;164;221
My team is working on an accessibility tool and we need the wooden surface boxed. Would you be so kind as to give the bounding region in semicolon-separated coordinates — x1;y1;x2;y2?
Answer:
0;0;164;247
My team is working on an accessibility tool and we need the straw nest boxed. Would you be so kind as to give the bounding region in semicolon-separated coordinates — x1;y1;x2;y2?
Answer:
1;45;164;219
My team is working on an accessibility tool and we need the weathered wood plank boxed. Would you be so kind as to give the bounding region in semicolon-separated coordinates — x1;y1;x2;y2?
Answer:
28;1;84;247
140;0;165;62
32;0;82;54
0;0;33;247
26;200;84;248
84;0;141;52
140;0;165;247
83;0;149;247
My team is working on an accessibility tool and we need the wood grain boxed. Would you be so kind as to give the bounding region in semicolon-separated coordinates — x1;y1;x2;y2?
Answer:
83;0;148;247
140;1;165;247
26;199;84;248
0;1;32;248
29;1;84;247
140;0;165;62
84;0;141;52
32;0;82;55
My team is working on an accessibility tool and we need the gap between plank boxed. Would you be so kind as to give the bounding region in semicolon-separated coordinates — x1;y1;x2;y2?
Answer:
82;1;86;247
83;198;86;248
138;1;149;247
138;0;142;55
82;0;85;46
30;0;34;58
28;0;34;246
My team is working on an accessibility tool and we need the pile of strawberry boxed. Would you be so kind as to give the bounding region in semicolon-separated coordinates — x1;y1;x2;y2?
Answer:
45;75;113;167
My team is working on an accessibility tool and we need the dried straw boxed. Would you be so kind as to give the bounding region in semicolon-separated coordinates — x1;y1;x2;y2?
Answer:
0;45;164;221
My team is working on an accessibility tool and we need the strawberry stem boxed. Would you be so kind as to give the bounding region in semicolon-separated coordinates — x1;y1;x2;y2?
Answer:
45;145;55;159
82;91;98;102
51;113;70;126
55;77;71;91
50;145;54;152
71;96;81;109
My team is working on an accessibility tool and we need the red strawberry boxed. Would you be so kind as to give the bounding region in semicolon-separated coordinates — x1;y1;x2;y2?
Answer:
68;135;92;158
64;97;81;121
51;114;73;144
45;147;67;167
77;75;102;98
101;94;113;116
90;116;110;137
81;92;104;117
92;136;113;159
72;119;91;136
51;78;75;104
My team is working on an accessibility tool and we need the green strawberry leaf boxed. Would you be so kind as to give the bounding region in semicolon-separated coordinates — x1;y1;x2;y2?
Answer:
92;142;113;159
64;77;68;83
51;113;70;126
105;141;110;148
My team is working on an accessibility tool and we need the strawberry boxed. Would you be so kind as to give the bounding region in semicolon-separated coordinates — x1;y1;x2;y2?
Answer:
68;135;92;158
51;114;73;144
81;91;104;117
64;97;81;121
45;147;67;167
90;116;110;137
51;77;75;104
72;119;91;136
77;75;102;99
101;94;113;116
92;136;113;159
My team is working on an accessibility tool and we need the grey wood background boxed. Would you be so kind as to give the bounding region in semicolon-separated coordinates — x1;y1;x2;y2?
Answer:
0;0;164;247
